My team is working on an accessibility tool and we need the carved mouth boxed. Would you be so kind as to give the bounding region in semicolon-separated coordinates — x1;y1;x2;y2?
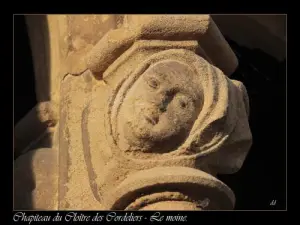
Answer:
144;115;159;125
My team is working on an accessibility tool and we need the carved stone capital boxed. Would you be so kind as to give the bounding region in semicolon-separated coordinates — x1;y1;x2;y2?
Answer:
15;15;252;210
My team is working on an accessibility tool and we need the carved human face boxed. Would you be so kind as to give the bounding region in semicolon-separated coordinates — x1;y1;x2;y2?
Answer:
118;60;203;152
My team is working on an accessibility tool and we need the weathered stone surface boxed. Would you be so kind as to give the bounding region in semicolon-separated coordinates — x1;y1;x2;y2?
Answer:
15;15;252;210
85;15;238;79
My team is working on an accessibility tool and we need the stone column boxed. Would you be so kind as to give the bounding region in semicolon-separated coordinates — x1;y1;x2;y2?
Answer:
14;15;252;210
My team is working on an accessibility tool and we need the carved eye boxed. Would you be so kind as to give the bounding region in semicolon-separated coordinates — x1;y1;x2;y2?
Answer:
179;100;187;108
176;95;189;109
147;78;159;89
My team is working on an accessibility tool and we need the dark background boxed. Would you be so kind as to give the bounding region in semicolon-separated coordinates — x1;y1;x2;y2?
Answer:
13;15;286;210
14;15;37;125
218;39;286;210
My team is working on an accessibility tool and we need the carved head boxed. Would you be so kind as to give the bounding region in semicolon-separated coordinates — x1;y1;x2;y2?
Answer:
106;49;252;168
118;60;204;152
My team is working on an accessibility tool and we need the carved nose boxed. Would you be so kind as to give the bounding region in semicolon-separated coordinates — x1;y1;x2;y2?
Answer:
158;92;174;112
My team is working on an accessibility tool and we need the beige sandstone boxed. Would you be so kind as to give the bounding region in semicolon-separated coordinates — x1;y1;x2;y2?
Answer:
14;15;252;210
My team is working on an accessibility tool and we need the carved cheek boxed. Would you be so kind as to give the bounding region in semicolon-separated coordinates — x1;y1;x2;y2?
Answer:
133;81;157;103
162;105;180;126
126;84;150;110
173;103;196;129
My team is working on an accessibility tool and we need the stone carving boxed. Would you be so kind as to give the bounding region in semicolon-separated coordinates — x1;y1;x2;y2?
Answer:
116;59;204;153
14;15;252;210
